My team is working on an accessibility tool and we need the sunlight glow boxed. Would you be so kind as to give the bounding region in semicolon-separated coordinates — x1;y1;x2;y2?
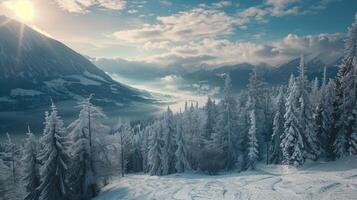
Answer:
4;0;35;22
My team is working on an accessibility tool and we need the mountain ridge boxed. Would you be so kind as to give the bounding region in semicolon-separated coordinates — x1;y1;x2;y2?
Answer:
0;16;154;112
174;55;341;95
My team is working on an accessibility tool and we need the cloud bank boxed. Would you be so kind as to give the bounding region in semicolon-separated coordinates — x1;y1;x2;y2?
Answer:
54;0;127;13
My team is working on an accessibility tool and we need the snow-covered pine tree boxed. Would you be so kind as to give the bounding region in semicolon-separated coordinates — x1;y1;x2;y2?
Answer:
148;121;162;175
263;88;274;164
131;124;144;172
0;158;10;200
310;77;320;109
247;110;259;169
2;133;18;184
182;103;204;170
247;70;267;160
296;55;320;160
22;126;40;200
182;103;195;168
114;120;133;177
204;97;217;141
269;87;285;164
66;96;108;199
314;101;324;157
37;103;71;200
191;105;207;162
331;73;346;159
322;80;337;160
175;112;191;173
0;134;22;200
236;92;249;170
141;125;150;173
334;13;357;157
160;107;176;175
350;103;357;155
281;75;305;166
212;74;239;169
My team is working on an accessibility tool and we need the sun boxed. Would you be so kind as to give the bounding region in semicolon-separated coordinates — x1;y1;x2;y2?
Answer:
5;0;35;22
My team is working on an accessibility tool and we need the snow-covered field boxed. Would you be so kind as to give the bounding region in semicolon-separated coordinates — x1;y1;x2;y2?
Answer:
94;156;357;200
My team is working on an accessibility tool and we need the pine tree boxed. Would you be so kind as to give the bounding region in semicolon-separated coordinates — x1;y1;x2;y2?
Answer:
247;110;259;169
22;126;40;200
334;13;357;157
296;55;320;160
212;74;239;169
148;121;162;175
141;125;151;173
37;103;71;200
114;120;133;177
0;134;22;200
192;105;207;167
160;107;176;175
66;96;107;199
236;92;249;170
247;70;266;159
0;158;10;199
332;74;346;158
3;133;18;183
310;77;320;109
322;80;337;160
351;103;357;155
182;103;195;168
175;113;191;173
281;76;305;166
270;87;285;164
204;98;217;141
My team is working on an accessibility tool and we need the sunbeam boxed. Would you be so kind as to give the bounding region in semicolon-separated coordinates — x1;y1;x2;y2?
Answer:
4;0;35;22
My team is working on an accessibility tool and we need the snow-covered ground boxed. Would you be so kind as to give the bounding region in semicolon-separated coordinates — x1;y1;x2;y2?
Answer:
94;156;357;200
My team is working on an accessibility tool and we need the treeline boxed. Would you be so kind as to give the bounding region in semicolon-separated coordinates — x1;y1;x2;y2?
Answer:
0;96;120;200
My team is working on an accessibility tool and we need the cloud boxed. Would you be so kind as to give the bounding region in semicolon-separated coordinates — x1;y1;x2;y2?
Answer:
112;8;238;43
53;0;342;71
303;0;341;14
159;0;172;7
128;9;138;14
161;75;179;82
111;0;339;45
212;1;232;8
143;33;344;68
235;0;337;26
237;7;269;24
143;41;171;50
265;0;299;16
271;33;344;63
198;1;232;9
54;0;126;13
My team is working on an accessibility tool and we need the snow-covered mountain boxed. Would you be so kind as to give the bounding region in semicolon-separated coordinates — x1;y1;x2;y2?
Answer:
0;16;153;111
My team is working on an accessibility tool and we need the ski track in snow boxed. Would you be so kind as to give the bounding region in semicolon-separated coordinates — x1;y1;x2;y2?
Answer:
94;156;357;200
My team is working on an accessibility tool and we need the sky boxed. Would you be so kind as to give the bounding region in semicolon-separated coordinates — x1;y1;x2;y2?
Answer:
0;0;356;69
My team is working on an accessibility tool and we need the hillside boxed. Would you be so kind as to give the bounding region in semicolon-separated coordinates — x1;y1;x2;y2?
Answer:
0;16;156;134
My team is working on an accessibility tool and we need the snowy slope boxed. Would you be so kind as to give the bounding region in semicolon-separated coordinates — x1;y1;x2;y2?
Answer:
94;156;357;200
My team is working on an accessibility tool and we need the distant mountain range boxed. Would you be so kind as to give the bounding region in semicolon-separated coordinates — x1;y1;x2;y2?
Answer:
94;54;341;96
181;55;341;93
0;16;157;134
